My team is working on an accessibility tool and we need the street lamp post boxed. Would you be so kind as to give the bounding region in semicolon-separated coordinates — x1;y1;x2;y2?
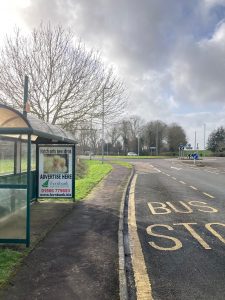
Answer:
156;121;159;156
137;135;140;156
203;124;206;157
102;87;110;164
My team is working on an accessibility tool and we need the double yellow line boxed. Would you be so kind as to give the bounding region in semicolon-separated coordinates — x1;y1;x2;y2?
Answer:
128;174;153;300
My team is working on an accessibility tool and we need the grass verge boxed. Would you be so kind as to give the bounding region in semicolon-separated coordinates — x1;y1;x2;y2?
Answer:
0;249;23;287
75;160;112;200
94;155;173;159
109;160;132;169
0;159;112;287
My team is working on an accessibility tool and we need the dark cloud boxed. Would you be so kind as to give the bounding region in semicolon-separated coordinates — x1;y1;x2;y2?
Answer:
21;0;205;72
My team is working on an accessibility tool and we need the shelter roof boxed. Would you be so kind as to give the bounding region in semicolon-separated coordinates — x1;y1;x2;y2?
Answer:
0;104;77;144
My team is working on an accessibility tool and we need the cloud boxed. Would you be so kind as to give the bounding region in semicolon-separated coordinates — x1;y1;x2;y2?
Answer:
15;0;225;148
171;20;225;106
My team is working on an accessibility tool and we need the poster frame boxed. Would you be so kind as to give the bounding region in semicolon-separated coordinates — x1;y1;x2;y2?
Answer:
37;144;75;200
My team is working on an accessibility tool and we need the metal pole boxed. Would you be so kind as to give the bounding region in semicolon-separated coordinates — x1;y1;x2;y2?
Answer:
194;131;197;151
90;115;93;160
204;124;206;157
156;121;159;156
23;75;29;117
138;135;140;156
101;87;110;163
101;89;105;164
26;134;31;247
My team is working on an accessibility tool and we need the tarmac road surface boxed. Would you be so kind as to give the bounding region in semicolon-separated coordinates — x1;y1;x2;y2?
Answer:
128;158;225;300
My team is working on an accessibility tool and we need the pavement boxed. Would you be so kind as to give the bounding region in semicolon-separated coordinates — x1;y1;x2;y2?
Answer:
0;164;131;300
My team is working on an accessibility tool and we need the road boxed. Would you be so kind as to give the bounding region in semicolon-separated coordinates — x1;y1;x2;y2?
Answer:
127;158;225;300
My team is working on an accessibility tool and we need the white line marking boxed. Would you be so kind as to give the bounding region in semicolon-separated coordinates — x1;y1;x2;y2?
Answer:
166;174;171;177
189;186;198;190
171;166;181;170
205;170;219;175
179;181;186;184
172;177;177;180
154;168;161;173
203;192;215;199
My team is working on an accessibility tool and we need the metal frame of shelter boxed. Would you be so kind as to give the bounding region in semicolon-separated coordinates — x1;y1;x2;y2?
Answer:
0;104;77;247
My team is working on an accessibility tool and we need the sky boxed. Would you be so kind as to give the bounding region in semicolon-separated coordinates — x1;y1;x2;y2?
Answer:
1;0;225;149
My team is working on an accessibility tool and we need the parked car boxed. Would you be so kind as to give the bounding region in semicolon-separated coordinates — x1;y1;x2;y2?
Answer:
127;152;138;156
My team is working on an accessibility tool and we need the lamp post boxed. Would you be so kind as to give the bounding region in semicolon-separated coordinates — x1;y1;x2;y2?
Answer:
23;75;29;117
203;123;206;157
102;87;110;164
137;135;140;156
156;121;159;156
194;131;197;150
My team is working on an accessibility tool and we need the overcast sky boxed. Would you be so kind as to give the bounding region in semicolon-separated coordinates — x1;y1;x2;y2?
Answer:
1;0;225;148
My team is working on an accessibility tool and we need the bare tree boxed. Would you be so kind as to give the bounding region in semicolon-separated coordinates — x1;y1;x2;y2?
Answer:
120;120;131;154
128;116;143;139
107;125;121;147
0;23;126;128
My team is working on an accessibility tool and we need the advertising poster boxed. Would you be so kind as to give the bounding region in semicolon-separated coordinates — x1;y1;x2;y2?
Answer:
38;145;74;198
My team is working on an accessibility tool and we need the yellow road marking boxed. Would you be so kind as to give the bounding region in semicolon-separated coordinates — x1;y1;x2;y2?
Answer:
189;186;198;190
205;223;225;244
203;192;215;199
172;177;177;180
174;223;211;249
128;174;153;300
179;181;186;184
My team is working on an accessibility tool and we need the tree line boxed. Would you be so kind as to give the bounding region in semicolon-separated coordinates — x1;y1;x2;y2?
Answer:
77;116;187;155
0;22;195;156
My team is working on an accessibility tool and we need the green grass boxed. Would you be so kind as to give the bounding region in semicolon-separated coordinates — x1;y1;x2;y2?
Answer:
94;155;173;159
0;160;14;174
76;159;88;179
0;159;111;286
0;249;23;287
109;160;133;169
0;159;35;174
75;160;112;200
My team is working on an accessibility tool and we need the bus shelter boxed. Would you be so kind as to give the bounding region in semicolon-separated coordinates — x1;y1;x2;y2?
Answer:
0;104;76;247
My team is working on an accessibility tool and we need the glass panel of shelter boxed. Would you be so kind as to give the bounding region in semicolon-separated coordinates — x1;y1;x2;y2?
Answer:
0;189;27;239
0;134;28;241
0;136;27;184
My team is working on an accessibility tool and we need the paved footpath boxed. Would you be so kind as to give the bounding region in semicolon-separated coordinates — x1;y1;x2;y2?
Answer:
0;165;130;300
